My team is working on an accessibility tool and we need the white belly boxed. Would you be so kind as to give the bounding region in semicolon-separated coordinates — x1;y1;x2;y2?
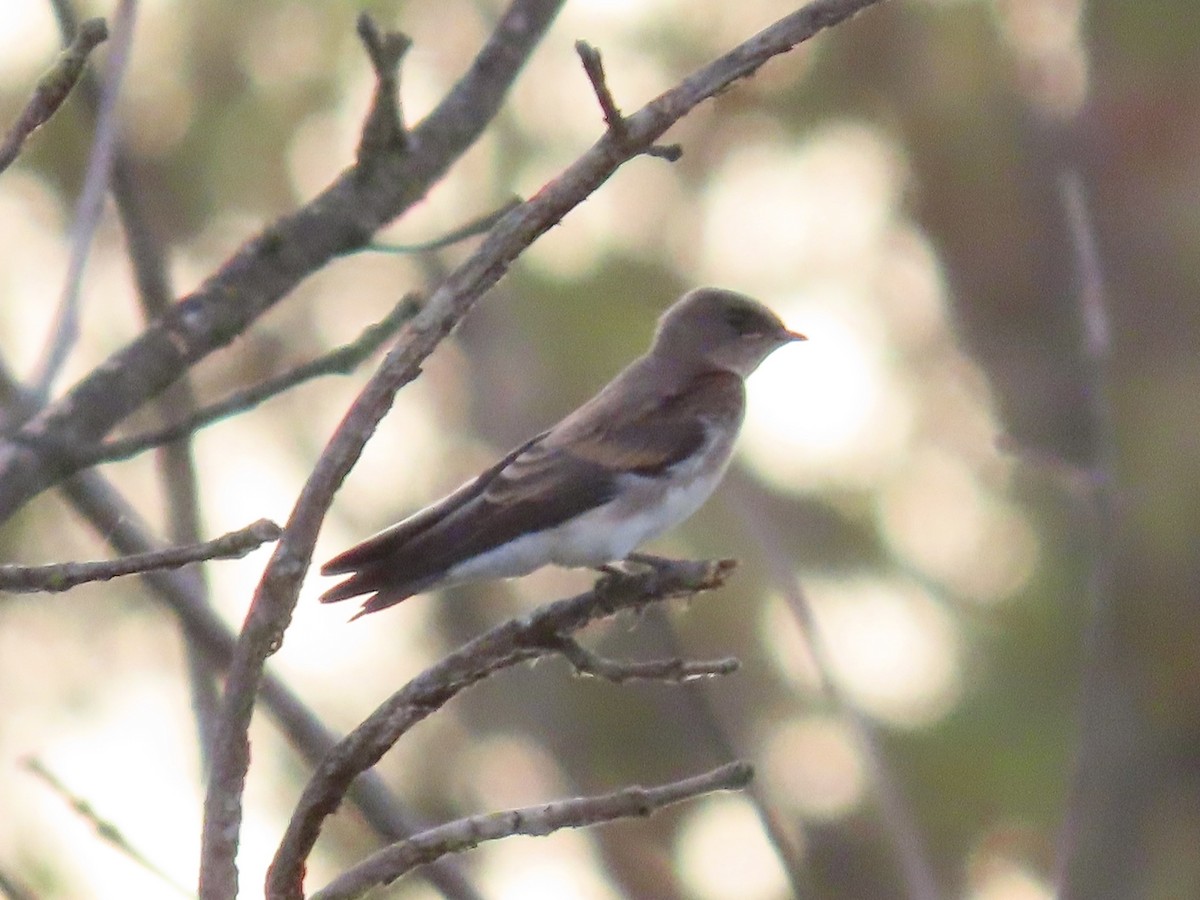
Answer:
444;462;729;585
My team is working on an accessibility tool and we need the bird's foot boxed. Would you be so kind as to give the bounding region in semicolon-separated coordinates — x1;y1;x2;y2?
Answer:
592;554;685;592
593;554;676;577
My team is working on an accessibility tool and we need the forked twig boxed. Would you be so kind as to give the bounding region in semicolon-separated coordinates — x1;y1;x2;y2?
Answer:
24;757;192;898
575;41;682;161
355;13;411;164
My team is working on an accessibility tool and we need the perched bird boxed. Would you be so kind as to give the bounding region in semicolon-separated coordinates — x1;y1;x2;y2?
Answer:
321;287;804;618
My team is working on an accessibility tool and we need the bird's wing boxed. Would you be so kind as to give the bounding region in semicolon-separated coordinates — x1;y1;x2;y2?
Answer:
548;369;743;477
319;370;743;612
320;433;545;576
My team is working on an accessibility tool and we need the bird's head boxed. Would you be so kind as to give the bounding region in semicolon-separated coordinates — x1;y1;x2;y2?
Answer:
652;287;806;377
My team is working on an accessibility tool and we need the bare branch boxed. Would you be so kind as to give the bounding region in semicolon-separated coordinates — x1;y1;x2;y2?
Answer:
575;41;682;161
197;7;577;891
265;559;737;900
23;757;193;898
575;41;625;132
0;518;280;594
1052;170;1120;896
82;295;420;466
354;14;411;164
30;0;137;401
362;197;523;254
552;634;740;683
119;142;224;769
634;601;814;895
311;761;754;900
1061;172;1112;367
204;5;886;896
0;0;569;524
727;475;943;900
50;0;233;774
0;17;108;176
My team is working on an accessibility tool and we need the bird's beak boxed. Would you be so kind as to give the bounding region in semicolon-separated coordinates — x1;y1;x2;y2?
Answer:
783;329;807;343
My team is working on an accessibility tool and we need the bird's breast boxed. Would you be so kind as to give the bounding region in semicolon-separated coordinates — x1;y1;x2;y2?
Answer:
548;439;734;567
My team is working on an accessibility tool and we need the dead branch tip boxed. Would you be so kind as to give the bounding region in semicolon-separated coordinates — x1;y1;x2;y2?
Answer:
356;13;412;76
573;39;682;162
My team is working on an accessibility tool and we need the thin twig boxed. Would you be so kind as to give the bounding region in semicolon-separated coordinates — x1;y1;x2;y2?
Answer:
0;17;108;176
727;475;944;900
23;757;193;898
1051;170;1119;895
638;602;815;896
311;761;754;900
1063;175;1111;362
30;0;137;401
575;41;625;132
552;634;739;683
203;5;886;897
50;0;225;775
575;41;681;161
362;197;523;254
0;518;280;593
81;295;420;466
265;559;737;900
355;13;411;164
109;70;222;770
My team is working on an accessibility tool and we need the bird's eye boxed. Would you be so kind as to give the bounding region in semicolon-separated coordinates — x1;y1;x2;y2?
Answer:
724;306;766;336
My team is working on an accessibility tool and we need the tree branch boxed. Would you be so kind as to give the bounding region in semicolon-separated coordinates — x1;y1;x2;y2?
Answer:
575;41;681;162
80;295;420;466
551;633;740;683
727;475;942;900
193;6;569;897
0;0;569;524
0;17;108;176
1052;170;1121;897
30;0;137;400
361;196;522;254
203;4;886;897
310;761;754;900
354;13;411;163
46;0;226;762
23;757;193;898
265;558;737;900
0;518;280;593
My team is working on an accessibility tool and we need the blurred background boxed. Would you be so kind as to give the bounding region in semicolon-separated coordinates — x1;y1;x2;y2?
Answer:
0;0;1195;897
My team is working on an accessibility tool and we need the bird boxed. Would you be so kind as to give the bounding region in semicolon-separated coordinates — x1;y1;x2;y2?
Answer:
320;287;805;619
